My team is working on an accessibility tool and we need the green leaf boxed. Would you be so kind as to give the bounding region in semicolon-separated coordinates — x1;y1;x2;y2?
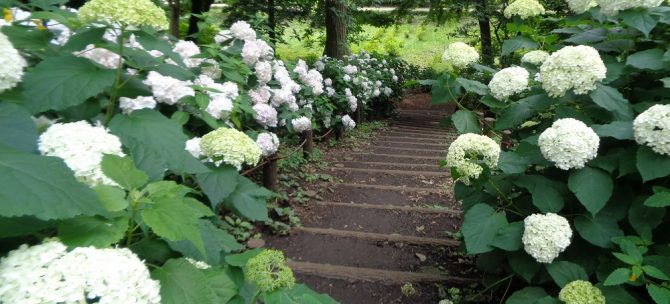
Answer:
495;94;551;130
60;26;107;52
546;261;588;288
565;28;608;44
604;268;632;286
151;259;217;304
58;215;128;248
647;284;670;304
568;167;613;216
502;36;538;56
491;221;523;251
644;191;670;207
93;185;129;212
1;24;53;51
588;85;633;120
100;154;149;190
0;216;54;238
613;253;639;265
514;175;566;213
204;268;239;303
600;285;638;304
620;8;658;38
509;251;541;283
22;55;115;113
627;48;667;70
223;176;272;221
629;199;665;235
462;204;507;254
456;78;488;95
637;146;670;182
141;197;205;255
287;284;338;304
574;214;623;248
592;121;634;140
109;110;208;179
196;164;239;210
643;265;670;280
506;287;548;304
480;95;507;109
224;248;264;267
451;109;480;134
498;151;530;174
430;73;462;106
169;220;243;265
0;103;38;152
0;145;107;220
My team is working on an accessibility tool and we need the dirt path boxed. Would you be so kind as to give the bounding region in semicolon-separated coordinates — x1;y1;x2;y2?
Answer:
267;97;475;303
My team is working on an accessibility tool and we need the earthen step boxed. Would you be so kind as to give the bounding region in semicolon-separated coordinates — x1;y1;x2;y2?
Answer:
368;146;445;157
333;182;445;194
348;153;443;164
388;127;448;135
313;201;459;215
329;170;448;188
289;262;477;284
376;136;447;143
384;131;449;139
372;140;446;148
295;227;459;246
320;183;454;206
331;161;444;172
329;167;449;177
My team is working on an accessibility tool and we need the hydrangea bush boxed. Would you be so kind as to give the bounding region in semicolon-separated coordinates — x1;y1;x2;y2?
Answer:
434;0;670;302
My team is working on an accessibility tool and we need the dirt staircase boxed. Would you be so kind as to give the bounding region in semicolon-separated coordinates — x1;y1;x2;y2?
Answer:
267;108;476;303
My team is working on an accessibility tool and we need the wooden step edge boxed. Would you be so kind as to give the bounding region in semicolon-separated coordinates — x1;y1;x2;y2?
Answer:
329;167;449;177
294;227;460;246
389;127;449;134
314;201;460;215
333;161;444;169
288;261;477;284
370;146;447;153
374;140;446;148
349;153;443;161
385;132;449;139
333;182;445;193
376;136;447;143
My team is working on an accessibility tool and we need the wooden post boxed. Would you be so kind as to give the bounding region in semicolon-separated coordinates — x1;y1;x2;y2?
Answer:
302;130;313;157
335;126;344;140
354;106;362;124
262;154;278;191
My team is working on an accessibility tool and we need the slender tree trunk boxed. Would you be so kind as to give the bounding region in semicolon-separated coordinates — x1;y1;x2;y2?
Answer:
187;0;214;40
477;0;494;65
66;0;86;8
324;0;349;58
169;0;181;38
267;0;276;43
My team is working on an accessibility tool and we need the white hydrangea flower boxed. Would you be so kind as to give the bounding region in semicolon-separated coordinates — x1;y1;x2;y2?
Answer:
0;31;27;93
343;65;358;74
488;66;529;101
173;40;202;68
230;20;256;41
119;96;157;114
273;61;301;93
242;39;273;65
597;0;663;15
566;0;597;13
343;74;351;82
291;116;312;132
255;61;273;85
250;86;272;104
214;30;233;44
74;44;122;69
383;87;393;96
504;0;546;19
201;59;222;79
0;239;160;304
442;42;479;69
256;132;280;157
633;104;670;156
143;71;195;105
185;137;202;158
326;87;335;97
271;88;296;107
315;60;325;71
347;95;358;112
538;118;600;170
253;103;278;128
194;75;238;119
342;114;356;131
324;78;333;86
38;121;125;187
446;133;500;185
522;213;572;263
540;45;606;97
200;128;262;169
521;50;550;65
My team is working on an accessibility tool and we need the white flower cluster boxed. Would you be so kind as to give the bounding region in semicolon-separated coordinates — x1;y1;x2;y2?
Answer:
0;239;161;304
442;42;479;69
291;116;312;132
342;114;356;131
538;118;599;170
504;0;546;19
566;0;597;13
143;71;195;105
521;50;550;66
199;128;262;169
597;0;663;15
488;66;529;101
250;86;272;104
185;137;202;158
75;44;123;69
242;39;273;66
522;213;572;263
119;96;157;114
255;61;273;85
539;45;606;97
633;104;670;156
256;132;280;157
229;20;256;41
294;60;324;95
446;133;500;185
173;40;203;68
194;75;238;120
38;121;125;187
0;31;27;93
253;103;278;128
345;88;358;112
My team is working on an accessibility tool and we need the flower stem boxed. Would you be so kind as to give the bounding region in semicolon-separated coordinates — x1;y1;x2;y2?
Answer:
104;28;126;126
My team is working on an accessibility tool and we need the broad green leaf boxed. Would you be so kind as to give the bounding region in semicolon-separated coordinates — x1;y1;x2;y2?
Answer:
480;95;507;109
515;175;566;213
461;204;507;254
491;221;523;251
130;237;180;264
100;154;149;190
58;215;129;248
613;252;639;265
287;284;338;304
0;103;38;152
509;251;541;283
430;73;462;106
647;284;670;304
495;94;551;130
145;180;192;200
498;151;530;174
592;121;634;140
1;24;53;51
151;259;217;304
502;36;538;55
0;145;107;220
627;48;667;70
223;176;272;222
141;197;205;255
456;78;488;95
22;55;115;113
0;216;54;237
565;28;608;44
265;290;298;304
603;62;627;84
574;214;623;248
629;199;665;235
224;248;264;267
60;26;107;52
594;39;634;54
588;85;633;120
183;198;215;218
451;109;480;134
506;287;548;304
196;164;239;210
109;110;208;179
204;268;239;303
93;185;129;212
642;265;670;280
599;285;638;304
637;146;670;182
620;8;658;38
604;268;632;286
546;261;588;288
169;220;243;265
568;167;613;216
644;191;670;207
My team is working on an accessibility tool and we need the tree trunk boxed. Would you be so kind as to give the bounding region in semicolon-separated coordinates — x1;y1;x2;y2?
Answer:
66;0;86;8
324;0;349;58
477;0;494;65
187;0;214;40
267;0;276;42
169;0;181;38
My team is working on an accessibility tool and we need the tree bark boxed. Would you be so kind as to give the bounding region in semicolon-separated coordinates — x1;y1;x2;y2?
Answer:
477;0;494;65
187;0;214;40
169;0;181;38
267;0;276;42
66;0;86;8
324;0;349;58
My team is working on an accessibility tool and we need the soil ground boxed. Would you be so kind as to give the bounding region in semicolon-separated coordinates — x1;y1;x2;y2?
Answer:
265;94;477;303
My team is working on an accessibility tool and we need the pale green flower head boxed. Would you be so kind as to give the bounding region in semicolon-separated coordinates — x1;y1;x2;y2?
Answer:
504;0;546;19
559;280;605;304
200;127;262;170
245;249;296;292
78;0;169;30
